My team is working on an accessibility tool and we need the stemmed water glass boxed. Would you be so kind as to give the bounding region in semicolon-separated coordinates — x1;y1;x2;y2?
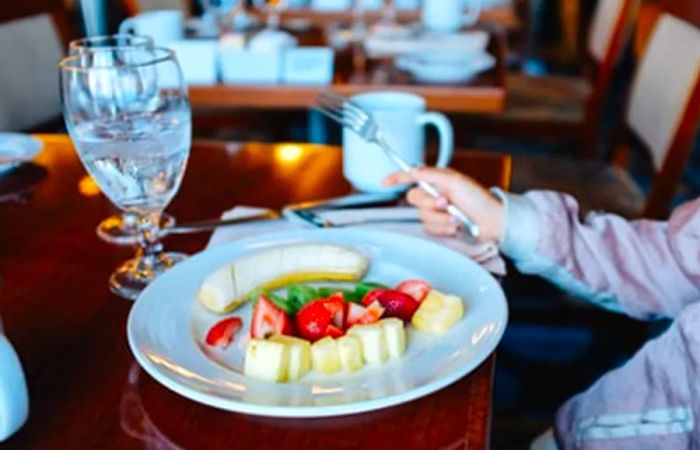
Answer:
68;34;176;246
60;47;192;300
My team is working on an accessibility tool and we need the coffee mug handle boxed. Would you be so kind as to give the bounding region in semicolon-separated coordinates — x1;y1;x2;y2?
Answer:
463;0;482;27
417;112;454;168
0;334;28;442
119;18;136;35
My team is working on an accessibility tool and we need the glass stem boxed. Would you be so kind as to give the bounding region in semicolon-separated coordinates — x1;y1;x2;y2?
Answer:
136;212;164;269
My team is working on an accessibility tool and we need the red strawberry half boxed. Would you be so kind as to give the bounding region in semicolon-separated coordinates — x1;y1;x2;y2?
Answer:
296;295;347;342
250;295;294;339
205;317;243;349
396;280;431;303
364;289;419;322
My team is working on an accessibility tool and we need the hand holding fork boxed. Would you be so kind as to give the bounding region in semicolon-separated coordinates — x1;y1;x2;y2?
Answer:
314;90;481;241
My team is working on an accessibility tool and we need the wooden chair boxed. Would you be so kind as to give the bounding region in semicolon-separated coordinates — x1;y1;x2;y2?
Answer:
0;1;72;131
465;0;639;158
510;13;700;219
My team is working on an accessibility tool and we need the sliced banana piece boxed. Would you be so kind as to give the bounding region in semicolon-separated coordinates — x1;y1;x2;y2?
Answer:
198;243;369;313
412;290;464;334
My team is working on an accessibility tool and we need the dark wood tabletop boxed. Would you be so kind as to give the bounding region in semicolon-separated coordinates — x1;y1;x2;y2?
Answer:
0;135;510;450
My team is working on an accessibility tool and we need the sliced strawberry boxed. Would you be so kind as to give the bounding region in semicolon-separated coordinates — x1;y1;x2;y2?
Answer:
372;290;419;322
296;296;347;342
326;325;345;338
361;289;388;307
345;302;368;327
322;293;346;328
345;301;385;327
250;295;294;339
396;280;431;302
365;300;385;322
205;317;243;349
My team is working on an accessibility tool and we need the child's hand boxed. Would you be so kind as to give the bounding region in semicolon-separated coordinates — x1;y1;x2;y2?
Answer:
383;167;505;244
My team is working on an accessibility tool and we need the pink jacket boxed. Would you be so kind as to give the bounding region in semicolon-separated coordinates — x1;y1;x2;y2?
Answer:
494;190;700;450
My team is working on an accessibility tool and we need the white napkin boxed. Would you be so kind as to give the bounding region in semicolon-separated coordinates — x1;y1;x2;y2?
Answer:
364;30;489;58
207;206;506;276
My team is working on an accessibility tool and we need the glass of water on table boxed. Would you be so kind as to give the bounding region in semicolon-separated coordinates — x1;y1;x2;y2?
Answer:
59;47;192;299
68;34;177;246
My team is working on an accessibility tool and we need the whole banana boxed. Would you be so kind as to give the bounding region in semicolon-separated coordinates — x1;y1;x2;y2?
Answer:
198;243;369;313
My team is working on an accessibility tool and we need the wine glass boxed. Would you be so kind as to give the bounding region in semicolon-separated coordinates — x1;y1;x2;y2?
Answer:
200;0;248;33
68;34;177;246
60;47;192;300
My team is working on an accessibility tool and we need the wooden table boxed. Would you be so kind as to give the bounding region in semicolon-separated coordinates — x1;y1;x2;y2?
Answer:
0;135;510;450
271;6;522;32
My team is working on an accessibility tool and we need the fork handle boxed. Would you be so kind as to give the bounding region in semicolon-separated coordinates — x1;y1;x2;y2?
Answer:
417;180;481;240
374;133;481;240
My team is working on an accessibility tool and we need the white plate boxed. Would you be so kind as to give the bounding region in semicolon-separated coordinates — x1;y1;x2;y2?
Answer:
396;51;496;84
0;133;43;175
127;228;507;417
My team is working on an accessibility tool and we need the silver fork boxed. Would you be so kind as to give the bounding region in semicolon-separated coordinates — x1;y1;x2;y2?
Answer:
315;90;481;240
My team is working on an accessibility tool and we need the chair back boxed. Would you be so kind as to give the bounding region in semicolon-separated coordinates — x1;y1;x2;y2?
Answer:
588;0;629;63
581;0;638;158
622;14;700;218
0;14;64;131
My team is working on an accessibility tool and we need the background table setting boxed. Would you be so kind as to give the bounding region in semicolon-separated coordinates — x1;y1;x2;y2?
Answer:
116;0;514;114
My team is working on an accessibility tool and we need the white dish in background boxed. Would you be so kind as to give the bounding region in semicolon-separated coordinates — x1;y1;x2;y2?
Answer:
396;51;496;84
128;228;508;418
0;133;43;175
364;30;489;58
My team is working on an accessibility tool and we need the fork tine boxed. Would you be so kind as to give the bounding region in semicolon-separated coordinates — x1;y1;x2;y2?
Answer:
315;95;366;127
314;103;365;134
318;90;369;122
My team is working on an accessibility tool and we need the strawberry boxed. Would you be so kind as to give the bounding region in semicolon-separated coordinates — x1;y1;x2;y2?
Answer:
396;280;431;303
296;295;347;342
205;317;243;349
365;290;419;322
250;295;294;339
346;301;384;327
323;293;346;329
361;289;388;307
365;300;385;322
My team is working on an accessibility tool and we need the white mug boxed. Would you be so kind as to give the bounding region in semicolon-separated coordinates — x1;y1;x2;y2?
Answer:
0;322;28;442
119;10;184;46
343;92;454;193
422;0;482;34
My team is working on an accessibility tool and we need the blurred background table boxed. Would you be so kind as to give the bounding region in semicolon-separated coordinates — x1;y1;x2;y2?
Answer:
0;134;510;450
189;24;509;115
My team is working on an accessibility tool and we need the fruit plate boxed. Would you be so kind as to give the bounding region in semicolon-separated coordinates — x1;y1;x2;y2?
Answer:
127;228;508;417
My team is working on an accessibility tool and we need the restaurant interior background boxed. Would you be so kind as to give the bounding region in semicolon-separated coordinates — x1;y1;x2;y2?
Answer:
1;0;699;448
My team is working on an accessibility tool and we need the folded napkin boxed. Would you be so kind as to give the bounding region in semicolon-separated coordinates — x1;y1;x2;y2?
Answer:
207;206;506;276
364;30;489;58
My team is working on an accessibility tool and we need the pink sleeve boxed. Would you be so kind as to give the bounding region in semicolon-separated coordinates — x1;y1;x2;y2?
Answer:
553;302;700;449
493;190;700;319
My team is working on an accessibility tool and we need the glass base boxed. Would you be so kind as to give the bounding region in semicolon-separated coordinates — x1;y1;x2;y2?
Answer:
96;213;175;246
109;252;187;300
